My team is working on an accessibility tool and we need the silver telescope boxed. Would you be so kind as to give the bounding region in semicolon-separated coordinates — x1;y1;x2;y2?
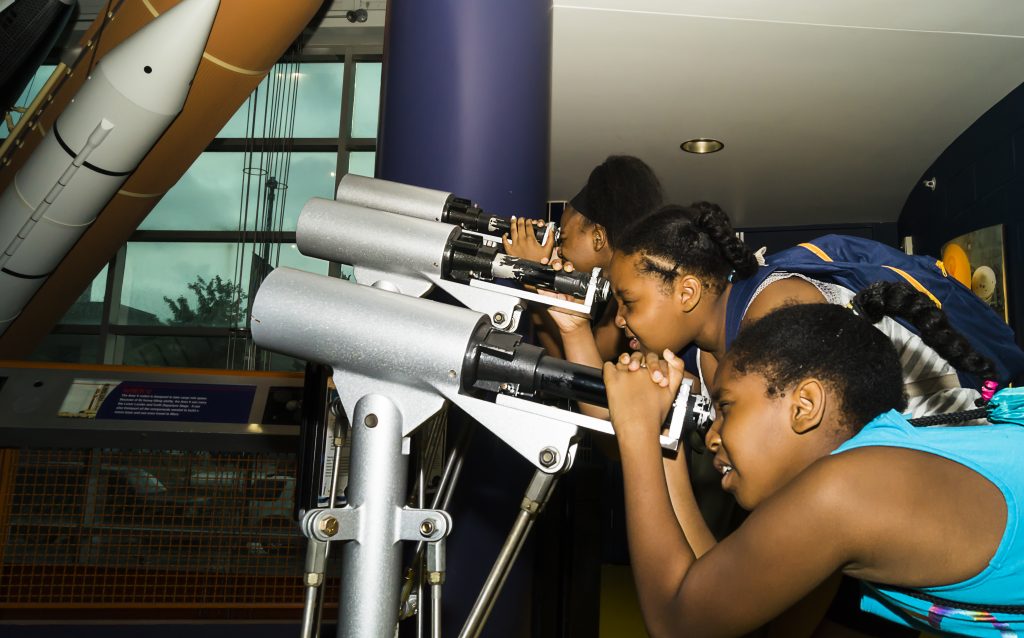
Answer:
296;197;609;330
250;267;710;638
336;173;556;246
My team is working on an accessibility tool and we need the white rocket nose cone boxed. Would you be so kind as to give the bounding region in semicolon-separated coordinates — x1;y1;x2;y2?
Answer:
97;0;221;116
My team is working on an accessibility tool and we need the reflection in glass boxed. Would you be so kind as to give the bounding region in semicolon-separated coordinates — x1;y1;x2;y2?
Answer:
30;334;101;364
61;265;109;325
120;243;246;326
218;62;344;139
352;62;382;138
119;242;328;327
348;152;376;177
141;152;336;232
120;335;230;369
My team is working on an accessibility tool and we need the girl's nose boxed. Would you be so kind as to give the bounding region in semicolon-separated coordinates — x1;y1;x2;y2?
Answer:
705;419;722;453
614;305;627;329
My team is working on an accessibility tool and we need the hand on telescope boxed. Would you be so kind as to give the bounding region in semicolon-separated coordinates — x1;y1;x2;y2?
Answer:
546;246;573;273
537;288;591;335
604;350;685;442
502;216;555;263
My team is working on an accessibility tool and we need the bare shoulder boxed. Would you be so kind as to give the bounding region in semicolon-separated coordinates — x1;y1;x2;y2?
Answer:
803;446;1007;588
743;276;826;324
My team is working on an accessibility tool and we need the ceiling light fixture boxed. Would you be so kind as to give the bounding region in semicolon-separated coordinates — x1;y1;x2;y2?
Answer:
681;138;724;154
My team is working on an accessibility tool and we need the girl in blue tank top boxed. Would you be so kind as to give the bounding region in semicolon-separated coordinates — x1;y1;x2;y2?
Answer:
600;286;1024;637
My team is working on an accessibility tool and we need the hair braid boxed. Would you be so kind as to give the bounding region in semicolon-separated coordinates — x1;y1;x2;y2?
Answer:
853;282;997;381
690;202;758;279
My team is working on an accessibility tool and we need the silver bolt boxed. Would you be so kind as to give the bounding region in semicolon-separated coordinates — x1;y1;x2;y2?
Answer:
419;519;437;537
448;369;457;380
539;447;558;468
499;383;510;392
364;413;378;428
493;312;506;324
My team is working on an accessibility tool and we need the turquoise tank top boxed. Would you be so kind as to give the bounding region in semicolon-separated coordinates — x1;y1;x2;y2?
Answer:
832;410;1024;637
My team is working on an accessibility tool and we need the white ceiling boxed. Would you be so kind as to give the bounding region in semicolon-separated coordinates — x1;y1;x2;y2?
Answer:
69;1;1024;228
550;1;1024;226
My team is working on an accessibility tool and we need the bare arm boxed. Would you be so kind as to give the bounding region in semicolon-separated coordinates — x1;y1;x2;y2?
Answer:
662;447;718;557
604;352;858;638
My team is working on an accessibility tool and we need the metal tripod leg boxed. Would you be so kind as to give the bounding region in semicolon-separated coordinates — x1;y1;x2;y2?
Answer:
458;469;560;638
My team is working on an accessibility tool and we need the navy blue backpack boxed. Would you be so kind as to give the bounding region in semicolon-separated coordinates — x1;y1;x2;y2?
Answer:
724;234;1024;388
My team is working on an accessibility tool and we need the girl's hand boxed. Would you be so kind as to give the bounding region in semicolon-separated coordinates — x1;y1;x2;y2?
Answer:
502;216;555;263
604;350;685;439
547;247;574;273
538;288;592;335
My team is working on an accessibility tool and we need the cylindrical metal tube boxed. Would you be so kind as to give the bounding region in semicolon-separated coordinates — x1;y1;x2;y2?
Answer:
296;197;457;280
489;255;610;301
335;173;451;223
533;355;607;406
458;510;533;638
337;394;409;638
251;268;487;398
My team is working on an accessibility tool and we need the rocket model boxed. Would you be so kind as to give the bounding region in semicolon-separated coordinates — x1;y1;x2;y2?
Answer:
0;0;220;334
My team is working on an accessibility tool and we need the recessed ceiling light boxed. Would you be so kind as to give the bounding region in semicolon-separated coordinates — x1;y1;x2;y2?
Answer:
681;138;724;154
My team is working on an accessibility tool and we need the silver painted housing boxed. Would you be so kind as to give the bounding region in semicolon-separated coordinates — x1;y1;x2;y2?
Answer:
297;197;455;294
335;172;451;223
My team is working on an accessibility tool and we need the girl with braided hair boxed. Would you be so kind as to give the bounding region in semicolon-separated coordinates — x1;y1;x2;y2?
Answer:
601;291;1024;638
604;202;993;417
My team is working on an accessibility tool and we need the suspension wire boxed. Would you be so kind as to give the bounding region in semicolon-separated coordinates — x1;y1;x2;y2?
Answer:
229;59;299;370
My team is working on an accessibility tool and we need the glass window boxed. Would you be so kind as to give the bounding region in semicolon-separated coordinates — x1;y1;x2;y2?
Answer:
352;62;382;139
348;152;376;177
278;243;330;274
60;265;109;325
140;153;245;231
218;62;344;139
1;65;56;137
119;335;230;369
118;243;247;326
118;242;328;327
141;152;336;232
29;334;101;364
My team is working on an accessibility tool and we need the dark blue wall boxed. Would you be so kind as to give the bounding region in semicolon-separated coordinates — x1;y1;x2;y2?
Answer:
899;81;1024;344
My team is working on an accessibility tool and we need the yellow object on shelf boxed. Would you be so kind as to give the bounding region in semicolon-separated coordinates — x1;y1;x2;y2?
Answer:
941;243;972;288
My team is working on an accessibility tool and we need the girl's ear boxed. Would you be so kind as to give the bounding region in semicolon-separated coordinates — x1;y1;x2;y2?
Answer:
676;274;703;312
790;378;826;434
592;225;607;252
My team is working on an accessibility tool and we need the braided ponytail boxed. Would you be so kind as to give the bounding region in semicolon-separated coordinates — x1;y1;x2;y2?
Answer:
616;202;758;293
689;201;758;280
852;282;998;383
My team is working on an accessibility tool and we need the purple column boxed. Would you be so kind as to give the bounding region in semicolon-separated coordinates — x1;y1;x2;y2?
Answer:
377;2;552;636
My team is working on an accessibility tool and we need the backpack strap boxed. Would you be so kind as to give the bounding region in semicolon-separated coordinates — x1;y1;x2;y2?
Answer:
796;240;943;308
724;265;777;348
866;582;1024;615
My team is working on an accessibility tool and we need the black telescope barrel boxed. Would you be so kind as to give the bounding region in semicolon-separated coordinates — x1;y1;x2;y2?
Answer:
442;196;550;241
487;215;550;243
533;354;607;407
467;326;606;405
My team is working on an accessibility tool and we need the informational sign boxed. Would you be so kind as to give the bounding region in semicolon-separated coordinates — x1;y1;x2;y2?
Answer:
58;379;255;424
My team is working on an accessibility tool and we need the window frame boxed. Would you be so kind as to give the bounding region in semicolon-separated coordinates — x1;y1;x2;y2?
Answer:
42;49;383;369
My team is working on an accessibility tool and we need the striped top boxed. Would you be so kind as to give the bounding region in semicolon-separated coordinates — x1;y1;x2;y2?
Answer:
693;272;981;417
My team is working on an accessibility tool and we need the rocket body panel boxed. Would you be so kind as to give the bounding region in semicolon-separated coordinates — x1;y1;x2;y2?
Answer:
98;0;219;116
57;67;176;172
8;218;92;275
